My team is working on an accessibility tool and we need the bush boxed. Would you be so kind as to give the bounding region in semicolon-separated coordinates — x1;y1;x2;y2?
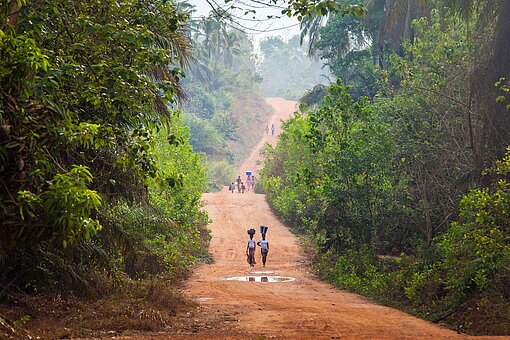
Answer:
408;149;510;313
206;160;236;192
102;202;207;280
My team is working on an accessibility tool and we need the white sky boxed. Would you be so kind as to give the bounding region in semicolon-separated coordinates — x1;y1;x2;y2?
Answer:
186;0;301;43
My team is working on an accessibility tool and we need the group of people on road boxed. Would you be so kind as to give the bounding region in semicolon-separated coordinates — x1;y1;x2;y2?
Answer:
246;226;270;267
229;174;255;194
265;124;275;136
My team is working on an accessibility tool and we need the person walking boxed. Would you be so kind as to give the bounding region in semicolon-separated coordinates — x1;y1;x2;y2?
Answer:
230;182;235;193
271;123;275;136
236;175;242;193
246;233;257;267
241;182;246;193
265;124;269;135
246;174;252;191
257;233;269;267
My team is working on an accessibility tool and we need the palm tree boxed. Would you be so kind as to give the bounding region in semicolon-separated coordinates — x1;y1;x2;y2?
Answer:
187;14;244;90
300;0;430;68
221;31;242;69
381;0;430;46
300;14;327;57
365;0;430;67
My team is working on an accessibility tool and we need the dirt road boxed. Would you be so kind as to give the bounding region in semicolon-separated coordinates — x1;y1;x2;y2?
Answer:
175;98;467;339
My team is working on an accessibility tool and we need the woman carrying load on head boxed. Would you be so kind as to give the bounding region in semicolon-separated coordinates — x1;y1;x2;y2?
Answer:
257;225;269;266
246;230;257;267
245;170;252;191
246;175;252;191
257;233;269;267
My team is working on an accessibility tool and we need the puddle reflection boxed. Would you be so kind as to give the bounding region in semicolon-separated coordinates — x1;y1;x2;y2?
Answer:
224;276;295;282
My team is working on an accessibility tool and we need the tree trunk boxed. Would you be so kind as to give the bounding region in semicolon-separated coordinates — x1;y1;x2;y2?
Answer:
422;189;433;245
402;0;413;42
481;0;510;166
6;2;20;26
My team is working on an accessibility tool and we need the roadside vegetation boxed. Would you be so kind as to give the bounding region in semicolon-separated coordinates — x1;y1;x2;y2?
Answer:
261;0;510;335
0;0;337;336
0;0;209;337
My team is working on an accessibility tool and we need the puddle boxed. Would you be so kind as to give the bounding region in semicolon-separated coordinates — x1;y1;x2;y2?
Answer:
249;271;278;275
224;276;295;282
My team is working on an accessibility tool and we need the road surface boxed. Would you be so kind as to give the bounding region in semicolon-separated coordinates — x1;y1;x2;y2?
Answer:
166;98;469;339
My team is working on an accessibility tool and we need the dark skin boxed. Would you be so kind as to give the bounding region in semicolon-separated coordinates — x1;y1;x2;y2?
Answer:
257;234;269;250
246;234;255;253
257;234;269;266
246;234;256;266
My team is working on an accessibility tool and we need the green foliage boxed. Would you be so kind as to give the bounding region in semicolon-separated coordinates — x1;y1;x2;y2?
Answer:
262;81;408;254
18;166;102;247
99;114;210;279
184;113;226;155
207;160;236;192
279;0;366;21
260;110;315;229
103;201;207;280
261;4;510;333
314;8;381;99
0;0;210;300
407;149;510;314
377;12;475;245
1;0;192;250
317;247;388;296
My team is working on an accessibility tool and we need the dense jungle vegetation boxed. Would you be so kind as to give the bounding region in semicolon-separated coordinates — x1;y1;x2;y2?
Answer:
2;0;510;337
261;0;510;335
0;0;212;336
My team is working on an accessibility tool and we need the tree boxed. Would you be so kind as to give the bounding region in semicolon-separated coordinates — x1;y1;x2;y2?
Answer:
0;0;192;249
435;0;510;178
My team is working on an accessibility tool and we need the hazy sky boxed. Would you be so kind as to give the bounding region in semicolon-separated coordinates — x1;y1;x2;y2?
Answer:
187;0;301;42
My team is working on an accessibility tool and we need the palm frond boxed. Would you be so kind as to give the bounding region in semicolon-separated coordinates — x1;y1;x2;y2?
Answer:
300;14;327;57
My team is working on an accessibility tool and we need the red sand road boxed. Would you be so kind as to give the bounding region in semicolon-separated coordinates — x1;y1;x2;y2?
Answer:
172;98;480;339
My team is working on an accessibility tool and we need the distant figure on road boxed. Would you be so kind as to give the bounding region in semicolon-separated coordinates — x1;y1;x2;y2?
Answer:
241;182;246;193
236;175;242;193
229;182;235;193
246;174;252;191
271;123;275;136
246;233;257;267
265;124;269;135
257;233;269;267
